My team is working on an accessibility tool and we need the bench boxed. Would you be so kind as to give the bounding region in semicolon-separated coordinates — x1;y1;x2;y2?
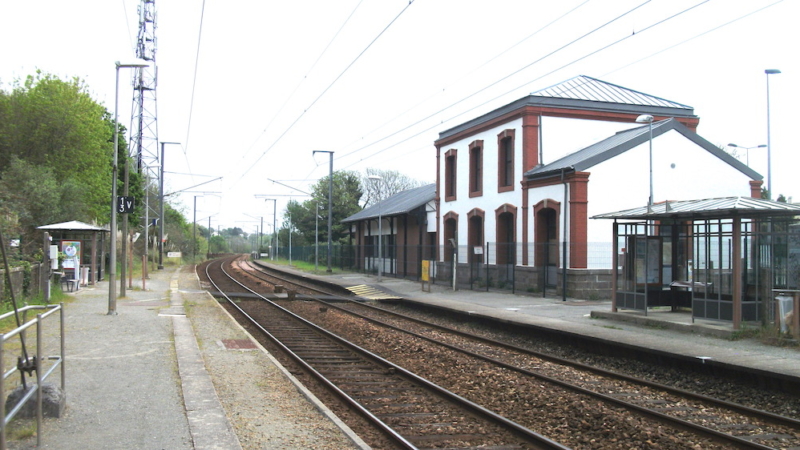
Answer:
60;273;80;292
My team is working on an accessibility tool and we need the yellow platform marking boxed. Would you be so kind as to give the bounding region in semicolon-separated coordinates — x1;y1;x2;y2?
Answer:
346;285;401;300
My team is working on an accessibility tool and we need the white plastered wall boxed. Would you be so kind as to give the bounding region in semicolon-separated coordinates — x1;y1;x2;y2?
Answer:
438;117;524;262
587;129;756;244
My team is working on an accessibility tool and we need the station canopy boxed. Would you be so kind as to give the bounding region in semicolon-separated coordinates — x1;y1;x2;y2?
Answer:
592;197;800;221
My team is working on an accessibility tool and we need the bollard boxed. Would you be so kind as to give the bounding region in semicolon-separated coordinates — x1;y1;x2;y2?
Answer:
274;285;284;294
287;290;296;301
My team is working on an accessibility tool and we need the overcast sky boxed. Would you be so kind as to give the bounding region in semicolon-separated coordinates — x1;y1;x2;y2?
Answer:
2;0;797;232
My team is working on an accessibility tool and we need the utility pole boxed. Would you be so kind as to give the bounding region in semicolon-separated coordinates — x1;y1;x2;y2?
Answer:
313;150;334;272
158;141;179;269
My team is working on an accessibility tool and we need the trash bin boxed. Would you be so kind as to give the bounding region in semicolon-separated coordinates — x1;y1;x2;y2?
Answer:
81;266;90;286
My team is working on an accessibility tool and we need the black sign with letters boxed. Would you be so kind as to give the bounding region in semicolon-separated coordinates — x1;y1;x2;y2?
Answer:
117;196;135;214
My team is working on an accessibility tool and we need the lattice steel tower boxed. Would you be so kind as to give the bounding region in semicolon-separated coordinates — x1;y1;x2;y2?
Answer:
129;0;159;174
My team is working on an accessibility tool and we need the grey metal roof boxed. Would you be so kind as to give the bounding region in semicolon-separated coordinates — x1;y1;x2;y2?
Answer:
342;184;435;223
524;118;762;181
532;75;692;109
37;220;109;232
438;75;696;142
592;197;800;220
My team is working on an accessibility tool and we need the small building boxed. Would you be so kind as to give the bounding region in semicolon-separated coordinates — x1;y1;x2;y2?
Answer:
343;184;436;279
38;220;108;286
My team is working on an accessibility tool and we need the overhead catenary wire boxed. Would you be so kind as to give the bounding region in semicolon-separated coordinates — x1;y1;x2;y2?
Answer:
238;0;366;163
337;0;775;171
333;0;594;158
182;0;207;161
601;0;784;78
335;0;655;167
228;0;416;189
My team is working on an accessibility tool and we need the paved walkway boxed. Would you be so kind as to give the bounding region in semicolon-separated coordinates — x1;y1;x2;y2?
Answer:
4;267;363;450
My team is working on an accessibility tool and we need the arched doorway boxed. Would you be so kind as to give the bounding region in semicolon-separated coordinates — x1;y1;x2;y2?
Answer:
495;206;516;265
443;213;458;263
467;209;484;264
534;201;560;288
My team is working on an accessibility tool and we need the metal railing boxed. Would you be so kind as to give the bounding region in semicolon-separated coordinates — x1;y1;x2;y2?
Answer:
0;304;64;450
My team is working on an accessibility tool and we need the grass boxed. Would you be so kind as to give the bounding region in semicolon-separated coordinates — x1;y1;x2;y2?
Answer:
253;257;349;275
5;418;37;441
1;288;70;333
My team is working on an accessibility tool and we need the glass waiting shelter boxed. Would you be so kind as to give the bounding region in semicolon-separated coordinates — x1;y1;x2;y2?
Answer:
593;197;800;330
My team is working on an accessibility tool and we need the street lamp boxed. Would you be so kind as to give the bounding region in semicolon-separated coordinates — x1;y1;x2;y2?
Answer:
368;175;383;282
727;143;766;167
313;150;334;272
765;69;781;200
109;60;149;315
158;141;180;269
636;114;655;211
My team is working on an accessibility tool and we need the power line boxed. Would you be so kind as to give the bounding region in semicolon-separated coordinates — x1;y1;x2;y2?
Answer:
337;0;654;167
333;0;594;163
602;0;784;78
238;0;366;163
183;0;207;162
229;0;416;189
338;0;725;170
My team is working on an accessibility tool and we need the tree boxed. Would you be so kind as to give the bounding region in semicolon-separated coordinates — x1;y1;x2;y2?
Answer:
0;72;114;221
276;171;364;248
0;157;87;255
311;171;363;245
361;168;427;207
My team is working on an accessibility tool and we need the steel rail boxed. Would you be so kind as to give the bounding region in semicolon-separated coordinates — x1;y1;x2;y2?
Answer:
246;260;797;450
207;256;569;450
203;257;417;450
247;260;800;429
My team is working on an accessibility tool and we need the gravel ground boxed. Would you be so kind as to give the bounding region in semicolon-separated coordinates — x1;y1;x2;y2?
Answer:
183;267;366;450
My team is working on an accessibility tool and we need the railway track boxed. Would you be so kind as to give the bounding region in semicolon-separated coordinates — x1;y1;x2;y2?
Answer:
202;256;800;449
202;256;566;450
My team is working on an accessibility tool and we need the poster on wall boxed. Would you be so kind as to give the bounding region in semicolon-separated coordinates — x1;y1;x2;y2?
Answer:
61;241;81;269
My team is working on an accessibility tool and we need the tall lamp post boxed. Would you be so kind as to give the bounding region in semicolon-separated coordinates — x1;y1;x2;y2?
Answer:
765;69;781;200
727;143;766;167
109;60;149;315
368;175;383;282
636;114;655;211
313;150;334;272
158;141;180;269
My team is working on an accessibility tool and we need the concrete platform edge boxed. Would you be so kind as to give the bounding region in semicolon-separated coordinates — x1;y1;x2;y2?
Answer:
192;273;371;450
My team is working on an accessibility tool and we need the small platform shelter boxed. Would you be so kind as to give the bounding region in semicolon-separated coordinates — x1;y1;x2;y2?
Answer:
38;220;108;287
593;197;800;330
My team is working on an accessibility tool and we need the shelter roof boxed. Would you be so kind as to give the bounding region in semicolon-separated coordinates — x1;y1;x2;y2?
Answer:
524;118;762;181
592;197;800;221
342;184;435;223
37;220;109;232
437;75;696;142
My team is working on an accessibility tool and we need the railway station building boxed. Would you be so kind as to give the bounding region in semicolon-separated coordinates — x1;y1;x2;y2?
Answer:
433;75;763;298
343;75;798;319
